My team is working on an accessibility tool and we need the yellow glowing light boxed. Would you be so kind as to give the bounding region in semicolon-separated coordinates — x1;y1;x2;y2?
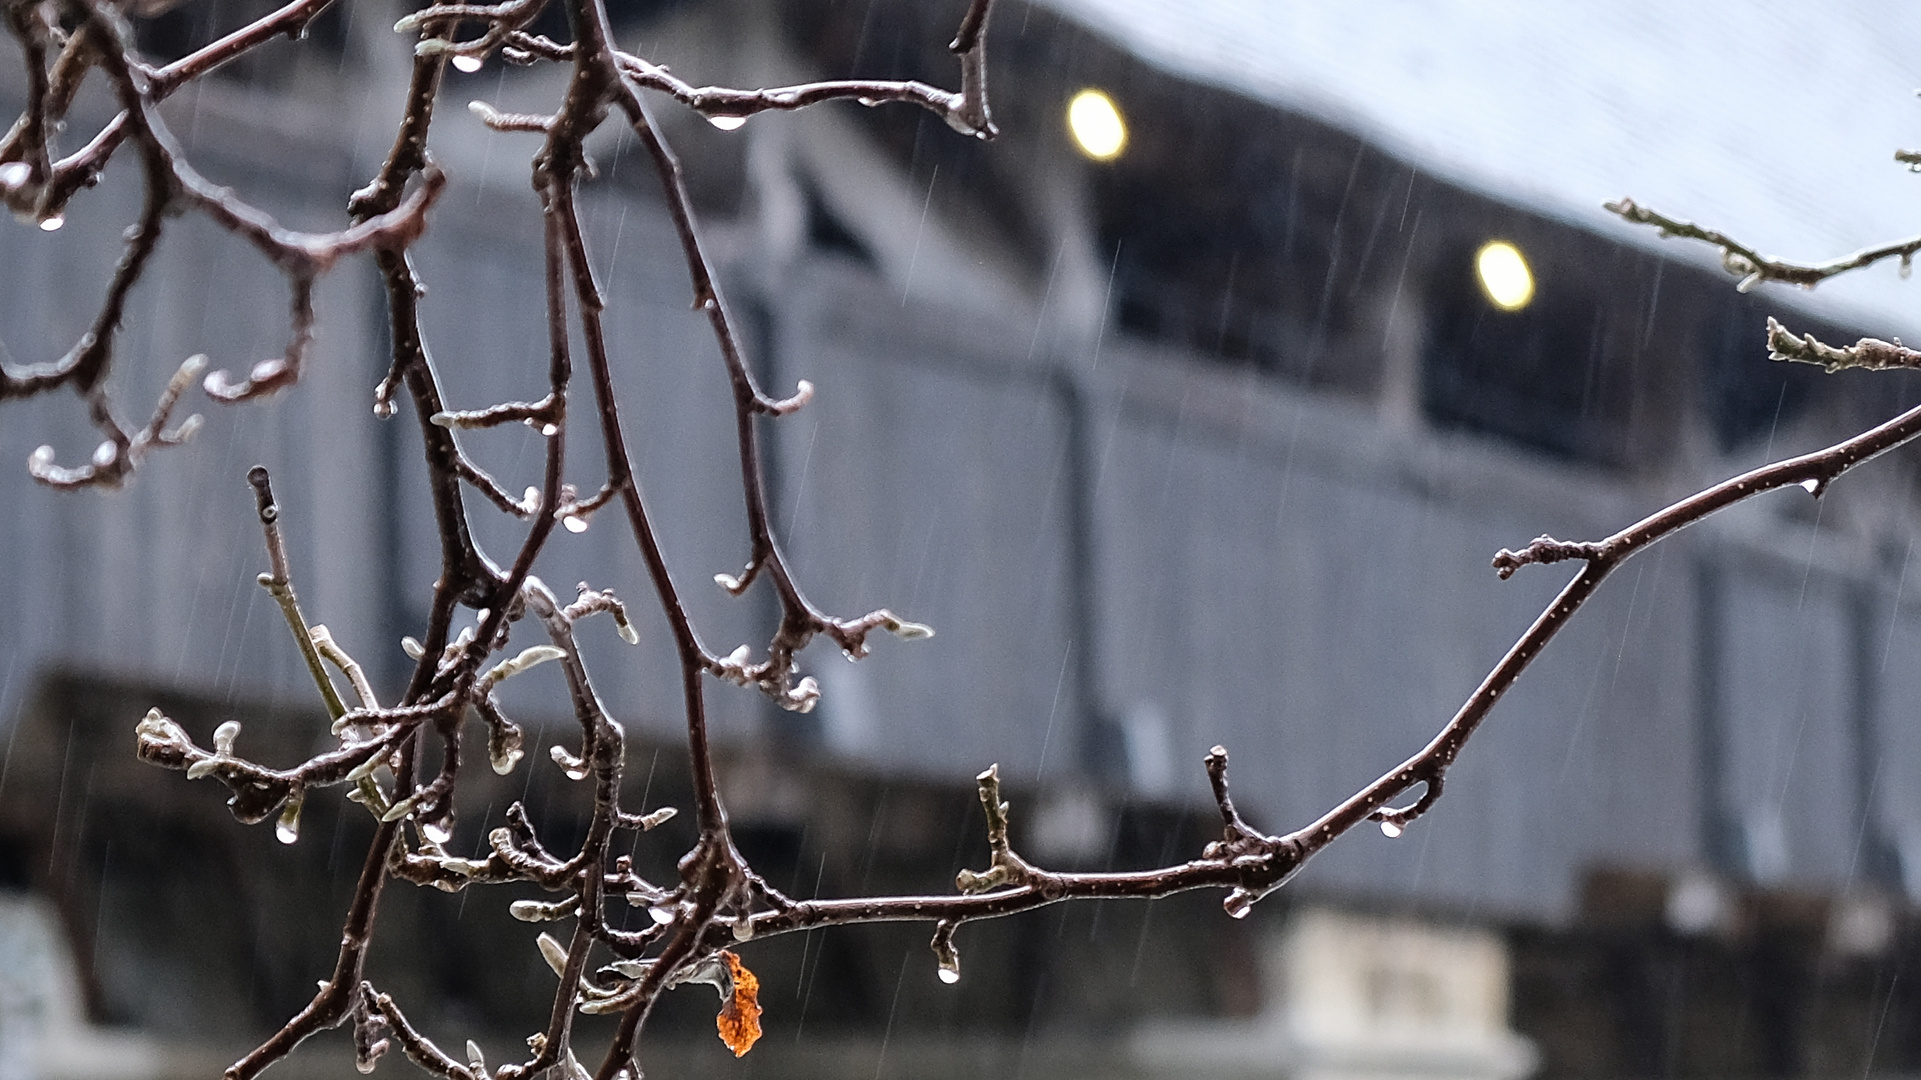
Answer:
1475;240;1535;311
1067;89;1127;161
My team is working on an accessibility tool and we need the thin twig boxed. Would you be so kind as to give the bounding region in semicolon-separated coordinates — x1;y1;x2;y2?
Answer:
1765;316;1921;373
1607;195;1921;292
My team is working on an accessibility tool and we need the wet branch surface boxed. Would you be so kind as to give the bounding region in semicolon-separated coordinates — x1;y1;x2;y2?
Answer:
8;0;1921;1077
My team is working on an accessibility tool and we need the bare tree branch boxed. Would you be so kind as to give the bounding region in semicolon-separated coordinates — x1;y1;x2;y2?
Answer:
1765;315;1921;372
1606;195;1921;292
15;2;1921;1079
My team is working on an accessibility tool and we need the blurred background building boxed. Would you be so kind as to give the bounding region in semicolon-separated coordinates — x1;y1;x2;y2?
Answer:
3;1;1921;1077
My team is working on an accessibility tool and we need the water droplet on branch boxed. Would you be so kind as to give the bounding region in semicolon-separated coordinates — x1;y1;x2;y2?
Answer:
550;744;589;780
275;797;302;844
707;114;747;131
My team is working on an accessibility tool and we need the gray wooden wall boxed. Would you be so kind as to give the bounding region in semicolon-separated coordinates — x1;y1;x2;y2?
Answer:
2;87;1914;927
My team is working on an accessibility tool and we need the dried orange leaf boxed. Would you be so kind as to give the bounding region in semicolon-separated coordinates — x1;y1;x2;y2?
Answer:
715;950;762;1057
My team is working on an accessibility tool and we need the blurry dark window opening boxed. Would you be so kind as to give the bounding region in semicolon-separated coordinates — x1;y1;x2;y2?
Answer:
1091;94;1390;393
1697;292;1823;453
805;180;877;266
0;834;28;892
1422;244;1634;466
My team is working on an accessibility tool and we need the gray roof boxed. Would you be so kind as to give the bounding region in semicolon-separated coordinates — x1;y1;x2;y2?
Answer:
1041;0;1921;339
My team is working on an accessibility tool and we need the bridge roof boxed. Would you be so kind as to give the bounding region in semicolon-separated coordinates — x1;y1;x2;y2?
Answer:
1042;0;1921;339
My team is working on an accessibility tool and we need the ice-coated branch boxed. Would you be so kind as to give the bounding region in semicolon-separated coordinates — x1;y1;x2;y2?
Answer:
1764;316;1921;373
1606;195;1921;292
248;466;352;719
2;0;445;489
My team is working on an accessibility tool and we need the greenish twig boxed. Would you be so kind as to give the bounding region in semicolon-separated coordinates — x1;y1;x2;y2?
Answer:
248;466;348;719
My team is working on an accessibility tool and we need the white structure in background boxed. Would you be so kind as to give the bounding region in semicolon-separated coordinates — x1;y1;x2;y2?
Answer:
0;893;164;1080
1039;0;1921;345
1134;907;1537;1080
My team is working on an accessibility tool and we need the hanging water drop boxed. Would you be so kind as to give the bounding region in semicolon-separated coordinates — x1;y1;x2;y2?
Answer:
1799;478;1820;495
562;514;589;534
648;904;677;925
38;214;63;232
707;114;747;131
540;423;558;436
930;920;961;982
452;53;483;72
423;817;454;845
276;796;303;844
1380;819;1404;838
1222;888;1256;919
